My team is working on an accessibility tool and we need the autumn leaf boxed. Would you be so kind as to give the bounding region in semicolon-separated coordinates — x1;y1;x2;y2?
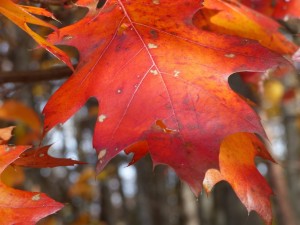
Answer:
0;129;63;224
0;100;43;145
13;145;86;168
0;126;15;144
195;0;297;99
0;0;73;69
238;0;300;20
1;165;25;187
0;100;42;133
271;0;300;19
43;0;285;196
194;0;297;55
203;132;275;225
124;140;149;166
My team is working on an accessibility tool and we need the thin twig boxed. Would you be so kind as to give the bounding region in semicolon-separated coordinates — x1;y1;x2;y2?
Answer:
0;67;72;83
28;0;69;5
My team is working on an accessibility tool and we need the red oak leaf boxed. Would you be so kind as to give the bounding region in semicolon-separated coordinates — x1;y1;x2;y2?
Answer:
13;145;86;168
239;0;300;20
204;132;275;225
0;142;63;224
44;0;284;197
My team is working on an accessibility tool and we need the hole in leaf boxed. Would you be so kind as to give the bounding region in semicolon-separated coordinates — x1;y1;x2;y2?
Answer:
228;73;257;104
59;46;80;66
97;0;107;8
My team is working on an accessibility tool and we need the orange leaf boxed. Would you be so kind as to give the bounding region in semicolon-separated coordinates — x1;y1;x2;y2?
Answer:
0;0;73;70
1;165;24;187
0;132;63;224
239;0;300;20
203;133;275;225
13;145;86;168
0;126;14;144
44;0;284;197
19;5;59;21
194;0;297;55
0;100;42;134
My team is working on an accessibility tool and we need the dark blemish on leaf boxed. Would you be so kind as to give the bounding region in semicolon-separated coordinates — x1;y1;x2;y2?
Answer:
150;30;158;39
91;40;105;51
240;39;249;45
183;96;190;105
184;142;193;149
115;44;122;52
256;146;262;153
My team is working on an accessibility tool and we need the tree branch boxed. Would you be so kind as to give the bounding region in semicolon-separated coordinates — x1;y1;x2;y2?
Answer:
28;0;69;5
0;67;72;83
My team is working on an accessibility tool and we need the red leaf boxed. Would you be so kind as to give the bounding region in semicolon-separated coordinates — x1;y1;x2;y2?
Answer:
44;0;285;196
13;145;86;168
272;0;300;19
0;143;63;224
124;141;149;166
204;133;275;225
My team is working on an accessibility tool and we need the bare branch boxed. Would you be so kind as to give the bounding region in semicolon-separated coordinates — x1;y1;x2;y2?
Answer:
0;67;72;83
28;0;69;5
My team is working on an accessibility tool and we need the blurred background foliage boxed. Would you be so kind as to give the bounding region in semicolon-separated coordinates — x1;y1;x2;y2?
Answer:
1;1;300;225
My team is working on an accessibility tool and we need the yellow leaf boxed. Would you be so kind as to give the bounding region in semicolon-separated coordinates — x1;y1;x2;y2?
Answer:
0;0;73;70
